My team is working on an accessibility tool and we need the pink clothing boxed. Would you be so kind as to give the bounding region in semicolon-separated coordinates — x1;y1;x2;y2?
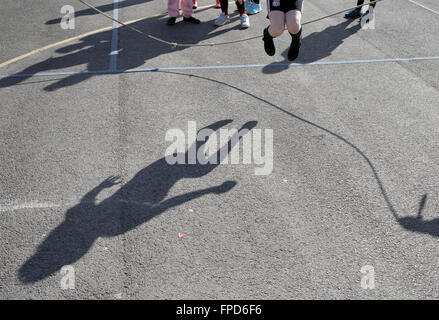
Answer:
168;0;194;18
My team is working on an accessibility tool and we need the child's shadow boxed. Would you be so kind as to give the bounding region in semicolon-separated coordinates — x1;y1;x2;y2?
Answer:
0;11;234;91
262;19;361;74
18;119;257;283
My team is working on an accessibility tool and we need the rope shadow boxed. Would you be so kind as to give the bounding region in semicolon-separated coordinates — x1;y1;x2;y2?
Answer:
157;70;438;238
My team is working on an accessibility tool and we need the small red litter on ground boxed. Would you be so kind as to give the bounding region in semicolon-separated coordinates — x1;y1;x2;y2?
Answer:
178;233;184;238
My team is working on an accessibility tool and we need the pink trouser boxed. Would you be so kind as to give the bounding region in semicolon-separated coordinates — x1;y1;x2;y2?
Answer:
168;0;194;18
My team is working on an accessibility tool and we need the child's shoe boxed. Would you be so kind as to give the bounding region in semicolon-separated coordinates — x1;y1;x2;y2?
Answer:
262;26;275;56
288;28;302;61
183;16;201;24
167;17;177;25
215;12;230;26
344;8;361;19
240;13;250;29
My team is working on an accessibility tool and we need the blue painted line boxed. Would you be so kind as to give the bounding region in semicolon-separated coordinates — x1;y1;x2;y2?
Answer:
109;0;119;71
1;56;439;80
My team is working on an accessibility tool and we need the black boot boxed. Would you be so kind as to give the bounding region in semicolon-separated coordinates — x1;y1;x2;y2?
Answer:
288;28;302;61
167;17;177;25
262;26;275;56
183;16;201;24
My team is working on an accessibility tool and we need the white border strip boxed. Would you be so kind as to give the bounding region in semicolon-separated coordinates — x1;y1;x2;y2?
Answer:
407;0;439;15
109;0;119;71
1;56;439;79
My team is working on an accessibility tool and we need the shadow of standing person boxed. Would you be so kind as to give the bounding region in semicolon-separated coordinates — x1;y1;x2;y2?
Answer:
0;11;235;91
45;0;154;25
18;119;257;283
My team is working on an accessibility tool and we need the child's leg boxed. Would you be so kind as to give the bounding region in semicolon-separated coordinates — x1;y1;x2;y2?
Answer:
360;0;377;9
285;9;301;34
215;0;230;25
219;0;247;15
268;11;286;37
181;0;194;17
236;0;246;15
285;9;302;61
220;0;229;14
357;0;376;9
236;0;249;29
262;11;285;56
168;0;180;18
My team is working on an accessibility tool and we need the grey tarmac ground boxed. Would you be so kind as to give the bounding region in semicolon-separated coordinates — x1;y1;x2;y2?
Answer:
0;0;438;299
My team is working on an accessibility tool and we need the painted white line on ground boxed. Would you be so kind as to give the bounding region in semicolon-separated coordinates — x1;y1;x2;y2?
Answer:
0;199;161;212
1;56;439;79
122;56;439;72
109;0;119;71
0;201;61;212
407;0;439;15
0;70;110;79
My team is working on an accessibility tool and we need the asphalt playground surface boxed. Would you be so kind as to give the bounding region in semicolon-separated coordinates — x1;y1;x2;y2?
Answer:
0;0;439;299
